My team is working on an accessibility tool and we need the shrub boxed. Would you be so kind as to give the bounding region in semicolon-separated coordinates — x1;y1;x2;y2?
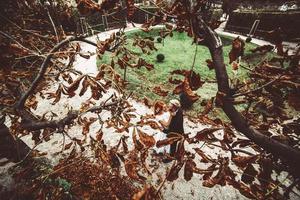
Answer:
157;37;162;43
246;36;252;43
156;53;165;62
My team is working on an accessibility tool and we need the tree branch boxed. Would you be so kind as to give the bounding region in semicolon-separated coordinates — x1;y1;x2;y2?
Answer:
16;36;84;109
233;75;283;98
20;100;120;132
0;31;41;57
46;8;59;43
192;15;300;172
21;111;78;131
15;35;116;109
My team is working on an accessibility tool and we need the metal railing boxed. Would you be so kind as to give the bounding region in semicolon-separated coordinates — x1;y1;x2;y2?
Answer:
248;20;260;37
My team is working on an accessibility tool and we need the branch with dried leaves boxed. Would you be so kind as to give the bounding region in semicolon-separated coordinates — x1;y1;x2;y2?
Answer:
15;34;122;109
192;15;300;172
233;75;283;98
20;100;120;132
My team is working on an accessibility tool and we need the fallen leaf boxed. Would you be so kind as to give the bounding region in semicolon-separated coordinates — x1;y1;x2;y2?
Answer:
67;75;85;95
133;127;144;151
184;159;196;181
241;164;257;184
64;142;73;150
156;134;182;148
138;129;156;148
194;148;215;163
167;161;184;181
152;86;168;97
193;127;222;142
232;155;258;168
154;101;165;115
125;160;140;180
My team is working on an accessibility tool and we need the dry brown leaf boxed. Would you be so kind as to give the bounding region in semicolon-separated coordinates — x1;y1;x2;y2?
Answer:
193;127;222;142
173;83;183;94
77;0;101;15
109;149;120;168
124;151;140;180
95;129;103;141
152;86;168;97
202;178;217;188
153;101;165;115
241;164;257;184
232;155;258;168
142;97;153;108
170;69;189;76
79;76;89;96
194;148;215;163
182;78;199;102
25;96;38;110
206;59;214;70
67;75;85;96
184;158;196;181
78;117;97;135
176;140;185;161
169;77;182;85
138;129;156;148
144;120;161;130
132;185;157;200
188;71;204;91
64;142;73;150
47;84;64;104
167;161;184;181
133;127;144;151
288;92;300;111
156;135;182;148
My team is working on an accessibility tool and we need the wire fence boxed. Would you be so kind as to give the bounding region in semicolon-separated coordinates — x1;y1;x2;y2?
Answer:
76;5;161;36
77;8;128;36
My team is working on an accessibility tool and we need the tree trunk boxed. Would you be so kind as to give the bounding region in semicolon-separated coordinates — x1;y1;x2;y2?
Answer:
0;123;30;162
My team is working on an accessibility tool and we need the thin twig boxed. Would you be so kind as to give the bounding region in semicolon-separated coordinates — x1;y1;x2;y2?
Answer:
233;75;283;98
61;131;66;152
239;64;254;72
206;143;255;156
190;44;198;78
0;31;39;56
284;178;300;198
46;8;59;43
0;14;49;39
266;174;290;197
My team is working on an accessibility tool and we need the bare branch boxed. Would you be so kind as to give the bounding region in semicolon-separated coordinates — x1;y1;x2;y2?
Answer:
21;111;78;131
46;8;59;43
